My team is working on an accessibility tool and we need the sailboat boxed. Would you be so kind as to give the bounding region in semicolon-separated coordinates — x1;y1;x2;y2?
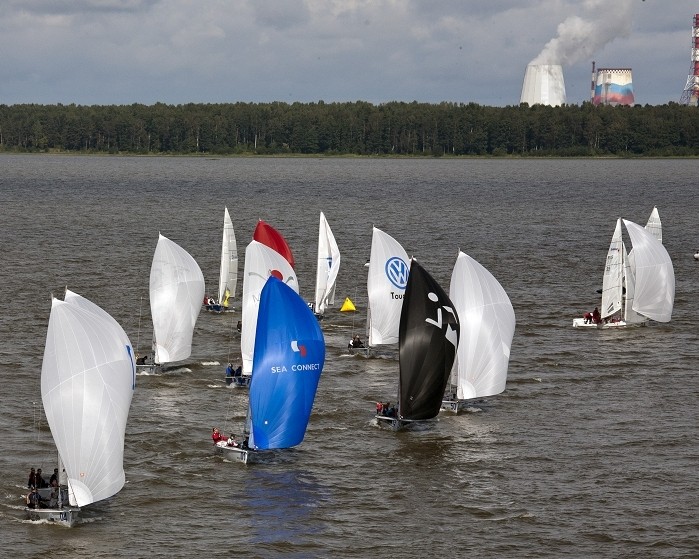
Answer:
312;211;341;318
573;218;674;328
216;276;325;463
236;240;298;387
27;290;135;526
148;234;206;369
375;259;459;431
349;227;410;359
205;207;238;313
441;251;516;413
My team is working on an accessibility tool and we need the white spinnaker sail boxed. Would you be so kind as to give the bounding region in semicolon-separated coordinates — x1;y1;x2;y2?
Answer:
150;234;205;364
623;219;674;322
241;240;298;374
644;206;662;244
366;227;410;346
218;207;238;304
601;219;623;319
622;243;646;325
449;252;515;399
41;294;135;508
314;212;341;315
65;289;133;349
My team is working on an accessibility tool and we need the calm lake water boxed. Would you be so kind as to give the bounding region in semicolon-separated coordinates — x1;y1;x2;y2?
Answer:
1;154;698;558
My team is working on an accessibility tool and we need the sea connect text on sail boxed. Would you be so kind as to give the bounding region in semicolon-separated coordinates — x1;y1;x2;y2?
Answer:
271;363;322;373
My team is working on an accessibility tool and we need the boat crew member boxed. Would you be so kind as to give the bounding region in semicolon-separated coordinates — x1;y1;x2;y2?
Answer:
26;487;46;509
212;427;226;444
35;468;47;488
48;487;59;508
592;307;601;324
349;335;364;349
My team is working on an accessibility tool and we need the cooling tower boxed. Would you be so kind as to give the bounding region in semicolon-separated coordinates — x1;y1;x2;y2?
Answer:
520;64;566;106
593;68;634;106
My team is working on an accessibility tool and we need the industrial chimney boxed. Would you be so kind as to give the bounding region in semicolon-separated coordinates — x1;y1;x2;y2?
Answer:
680;13;699;105
520;64;566;106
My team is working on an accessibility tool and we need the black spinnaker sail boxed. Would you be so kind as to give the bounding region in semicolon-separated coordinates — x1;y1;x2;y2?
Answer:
398;259;459;420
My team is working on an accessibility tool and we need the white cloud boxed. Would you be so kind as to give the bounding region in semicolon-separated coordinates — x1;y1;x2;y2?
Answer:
0;0;696;106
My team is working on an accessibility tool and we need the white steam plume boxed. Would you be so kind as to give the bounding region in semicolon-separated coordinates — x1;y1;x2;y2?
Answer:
531;0;633;66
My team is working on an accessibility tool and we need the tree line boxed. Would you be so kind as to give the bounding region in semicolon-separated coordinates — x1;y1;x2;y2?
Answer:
0;100;698;156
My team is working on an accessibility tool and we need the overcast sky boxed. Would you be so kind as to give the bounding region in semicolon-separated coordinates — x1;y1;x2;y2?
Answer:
1;0;697;107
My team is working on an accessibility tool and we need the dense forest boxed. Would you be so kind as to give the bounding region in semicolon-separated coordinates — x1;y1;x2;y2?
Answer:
1;101;698;156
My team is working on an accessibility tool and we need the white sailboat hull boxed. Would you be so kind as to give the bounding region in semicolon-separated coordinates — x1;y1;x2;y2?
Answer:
572;317;647;328
26;506;80;527
347;346;398;360
440;398;473;413
215;441;249;464
440;399;462;413
228;375;251;388
375;415;406;431
440;396;490;414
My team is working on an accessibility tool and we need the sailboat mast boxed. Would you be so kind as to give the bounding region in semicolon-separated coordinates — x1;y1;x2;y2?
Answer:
226;314;235;365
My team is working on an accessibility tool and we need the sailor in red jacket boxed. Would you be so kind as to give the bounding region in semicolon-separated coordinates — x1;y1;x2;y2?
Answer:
211;427;226;444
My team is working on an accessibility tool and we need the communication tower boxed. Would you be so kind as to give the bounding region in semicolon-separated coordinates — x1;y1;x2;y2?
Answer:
680;13;699;105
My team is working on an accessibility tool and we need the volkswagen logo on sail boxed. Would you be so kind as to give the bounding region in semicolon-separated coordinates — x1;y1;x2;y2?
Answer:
385;257;409;290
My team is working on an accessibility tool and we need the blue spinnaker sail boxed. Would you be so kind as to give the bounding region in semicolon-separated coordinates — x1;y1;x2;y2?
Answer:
249;277;325;450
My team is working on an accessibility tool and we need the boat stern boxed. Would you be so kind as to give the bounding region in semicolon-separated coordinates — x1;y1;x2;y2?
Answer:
215;441;249;464
440;399;461;413
25;506;80;527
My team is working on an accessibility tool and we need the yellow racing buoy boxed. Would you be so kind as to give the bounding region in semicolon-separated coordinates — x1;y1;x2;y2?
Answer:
340;297;356;312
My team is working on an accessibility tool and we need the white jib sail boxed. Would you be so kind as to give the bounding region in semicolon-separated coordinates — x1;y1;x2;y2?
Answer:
314;211;341;315
366;227;410;346
644;206;662;244
218;207;238;304
150;234;206;364
601;219;623;319
42;293;135;508
623;219;674;322
449;251;515;400
241;240;298;374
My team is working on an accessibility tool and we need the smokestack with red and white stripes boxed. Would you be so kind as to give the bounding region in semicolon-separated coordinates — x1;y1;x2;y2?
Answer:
680;13;699;105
